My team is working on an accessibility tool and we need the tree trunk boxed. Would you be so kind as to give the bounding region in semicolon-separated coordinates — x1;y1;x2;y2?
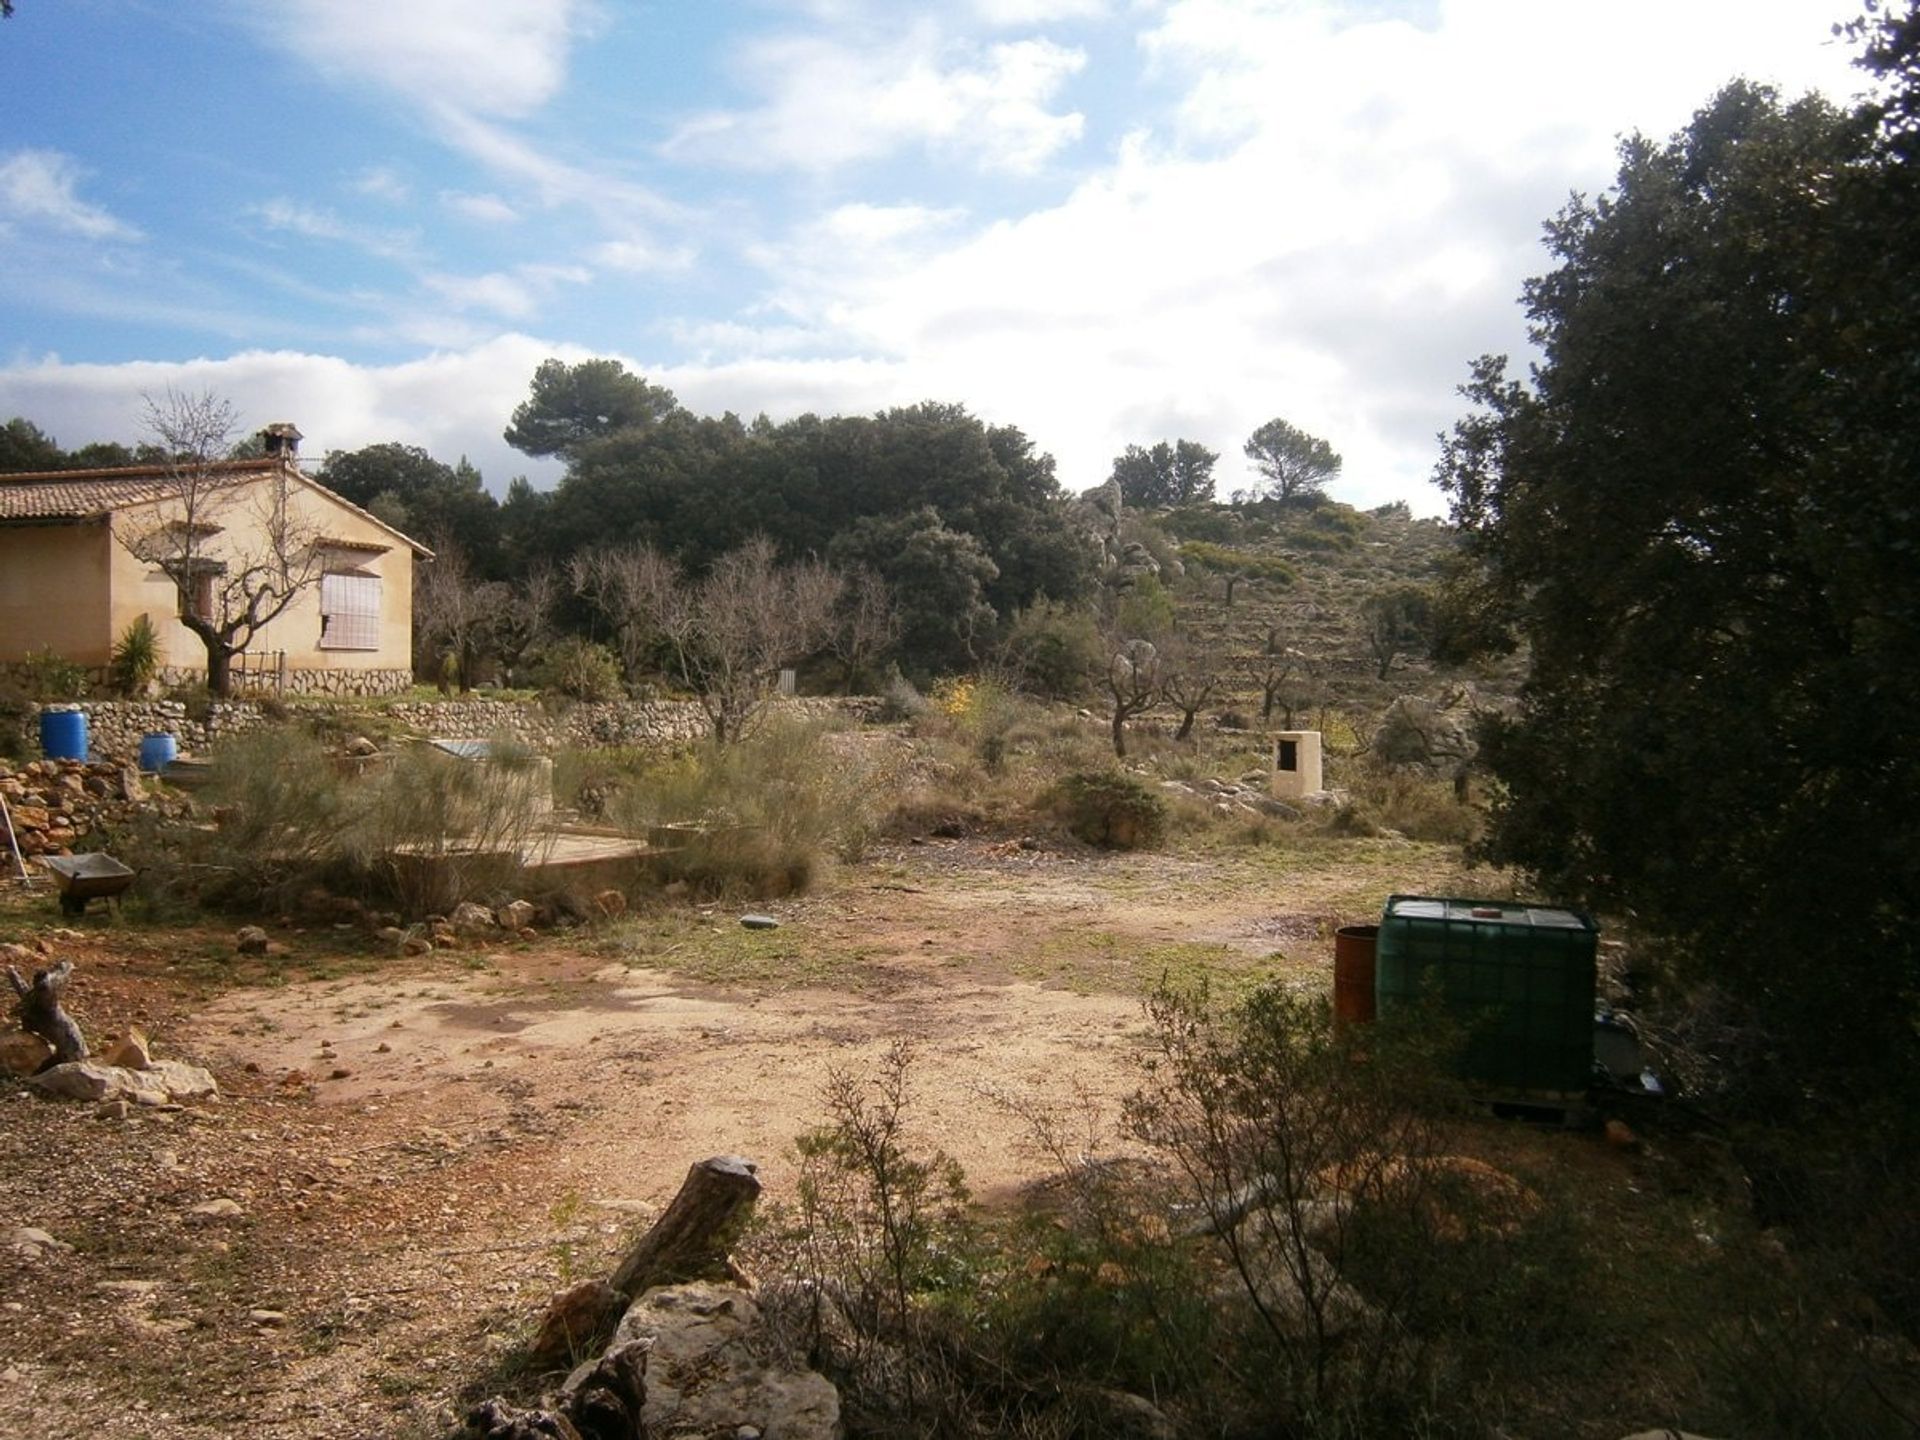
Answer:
205;645;233;699
608;1155;762;1300
1175;706;1198;742
1110;709;1129;758
8;962;88;1064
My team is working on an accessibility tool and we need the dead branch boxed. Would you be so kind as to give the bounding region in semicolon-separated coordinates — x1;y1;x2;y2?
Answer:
8;961;87;1064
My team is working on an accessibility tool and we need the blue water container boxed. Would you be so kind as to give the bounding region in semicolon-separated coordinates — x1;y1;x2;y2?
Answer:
40;707;89;761
138;732;178;773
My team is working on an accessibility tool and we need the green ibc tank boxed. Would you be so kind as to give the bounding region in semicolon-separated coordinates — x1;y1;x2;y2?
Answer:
1376;895;1597;1096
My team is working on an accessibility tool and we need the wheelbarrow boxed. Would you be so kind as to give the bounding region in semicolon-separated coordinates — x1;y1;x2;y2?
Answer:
42;852;136;917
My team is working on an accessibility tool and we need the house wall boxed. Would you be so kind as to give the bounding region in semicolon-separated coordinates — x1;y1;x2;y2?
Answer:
105;472;416;689
0;523;115;665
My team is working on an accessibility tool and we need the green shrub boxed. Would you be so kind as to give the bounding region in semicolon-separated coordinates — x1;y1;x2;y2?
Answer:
1001;598;1102;700
537;637;623;702
1049;770;1167;849
349;739;554;914
609;719;884;898
194;728;353;907
20;646;89;701
109;615;161;697
187;729;551;914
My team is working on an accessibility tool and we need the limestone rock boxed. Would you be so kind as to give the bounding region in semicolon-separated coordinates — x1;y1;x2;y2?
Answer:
609;1282;840;1440
0;1030;55;1077
530;1278;629;1369
402;935;433;957
594;889;628;920
104;1027;152;1071
344;735;379;757
188;1198;245;1222
496;899;537;931
26;1057;215;1105
7;1226;72;1260
235;926;270;956
451;901;498;934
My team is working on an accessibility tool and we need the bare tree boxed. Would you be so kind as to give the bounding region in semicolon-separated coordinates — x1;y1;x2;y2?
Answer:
656;538;845;742
569;543;677;681
581;537;844;742
825;566;900;694
490;563;559;686
414;544;496;692
1103;636;1161;758
117;390;324;697
1160;632;1222;742
1239;624;1313;727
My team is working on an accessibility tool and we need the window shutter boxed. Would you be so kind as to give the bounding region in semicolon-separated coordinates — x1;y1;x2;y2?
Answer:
320;572;382;650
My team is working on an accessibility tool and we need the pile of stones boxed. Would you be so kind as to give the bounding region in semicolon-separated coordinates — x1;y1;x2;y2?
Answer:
0;757;190;865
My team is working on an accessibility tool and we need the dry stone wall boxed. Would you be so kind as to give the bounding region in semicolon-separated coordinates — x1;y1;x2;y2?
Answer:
18;696;878;762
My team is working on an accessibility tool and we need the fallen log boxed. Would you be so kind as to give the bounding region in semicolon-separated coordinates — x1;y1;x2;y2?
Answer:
7;961;87;1066
457;1337;651;1440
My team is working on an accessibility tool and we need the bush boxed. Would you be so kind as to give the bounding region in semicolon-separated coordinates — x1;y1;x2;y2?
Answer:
109;615;161;697
1049;770;1167;849
536;637;623;702
1000;599;1102;700
185;729;552;914
609;719;884;898
193;728;354;907
19;646;89;701
349;739;554;914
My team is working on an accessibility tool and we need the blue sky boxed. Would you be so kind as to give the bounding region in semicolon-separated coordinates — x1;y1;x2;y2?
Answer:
0;1;1867;510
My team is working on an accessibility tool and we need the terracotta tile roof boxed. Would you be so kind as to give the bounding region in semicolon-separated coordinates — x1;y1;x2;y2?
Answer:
0;458;273;521
0;458;432;556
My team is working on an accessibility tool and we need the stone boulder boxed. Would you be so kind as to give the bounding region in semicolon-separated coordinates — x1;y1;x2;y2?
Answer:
27;1058;218;1105
451;901;499;934
600;1282;840;1440
496;899;537;932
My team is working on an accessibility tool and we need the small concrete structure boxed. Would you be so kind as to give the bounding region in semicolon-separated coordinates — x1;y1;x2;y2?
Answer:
1270;730;1323;801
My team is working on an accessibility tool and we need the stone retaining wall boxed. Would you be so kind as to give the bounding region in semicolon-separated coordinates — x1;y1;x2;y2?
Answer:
19;696;879;762
149;665;414;698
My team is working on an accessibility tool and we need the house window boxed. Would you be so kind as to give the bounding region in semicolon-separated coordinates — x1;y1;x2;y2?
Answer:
181;571;216;623
319;571;381;651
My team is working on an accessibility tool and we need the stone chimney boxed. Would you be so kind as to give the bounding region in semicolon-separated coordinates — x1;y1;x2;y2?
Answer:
261;422;303;460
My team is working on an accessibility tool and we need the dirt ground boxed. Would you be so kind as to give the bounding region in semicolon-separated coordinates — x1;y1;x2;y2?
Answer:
0;833;1470;1438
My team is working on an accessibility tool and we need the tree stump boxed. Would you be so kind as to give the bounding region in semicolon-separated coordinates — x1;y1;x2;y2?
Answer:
608;1155;761;1300
7;961;88;1066
530;1156;761;1377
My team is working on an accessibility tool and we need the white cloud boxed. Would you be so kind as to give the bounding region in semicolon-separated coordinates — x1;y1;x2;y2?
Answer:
420;263;591;320
973;0;1110;24
693;0;1867;509
441;191;521;225
0;150;142;242
666;29;1088;173
350;166;412;204
245;0;596;119
592;238;699;274
252;198;419;262
0;337;578;491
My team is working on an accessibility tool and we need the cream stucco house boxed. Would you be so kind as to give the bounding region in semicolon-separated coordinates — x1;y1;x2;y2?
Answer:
0;426;429;695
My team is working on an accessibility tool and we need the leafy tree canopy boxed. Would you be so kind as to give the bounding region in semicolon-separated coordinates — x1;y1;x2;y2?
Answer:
1242;418;1341;502
1110;439;1218;508
320;442;504;575
503;357;681;461
1437;71;1920;1097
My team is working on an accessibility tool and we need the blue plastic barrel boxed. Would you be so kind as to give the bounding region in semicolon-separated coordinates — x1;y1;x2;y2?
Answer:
138;732;178;773
40;707;88;761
